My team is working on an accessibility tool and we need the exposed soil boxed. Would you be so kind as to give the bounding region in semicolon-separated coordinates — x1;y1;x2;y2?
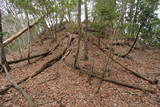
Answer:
0;30;160;107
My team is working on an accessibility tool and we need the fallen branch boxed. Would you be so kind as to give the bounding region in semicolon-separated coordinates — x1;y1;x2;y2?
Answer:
0;37;74;95
80;68;156;94
62;62;156;94
93;44;157;84
0;76;29;95
0;48;66;95
30;36;74;78
61;49;72;61
8;43;59;64
31;47;68;78
3;15;45;47
147;72;160;76
1;65;36;107
93;42;131;59
112;42;131;47
110;57;157;84
8;51;49;64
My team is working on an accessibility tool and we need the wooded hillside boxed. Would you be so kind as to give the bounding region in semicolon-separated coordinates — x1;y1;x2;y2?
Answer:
0;0;160;107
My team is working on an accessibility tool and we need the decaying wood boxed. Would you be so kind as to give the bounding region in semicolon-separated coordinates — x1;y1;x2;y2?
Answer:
61;49;72;61
147;72;160;76
112;42;131;47
110;56;157;84
8;43;59;64
80;68;156;94
31;47;68;78
0;76;29;95
1;65;36;107
8;51;50;64
0;37;74;95
3;15;45;47
94;43;157;84
31;36;74;78
93;42;131;59
0;48;65;95
62;63;156;94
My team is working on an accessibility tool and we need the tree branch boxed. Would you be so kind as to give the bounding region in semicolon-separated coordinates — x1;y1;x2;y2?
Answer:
1;64;36;107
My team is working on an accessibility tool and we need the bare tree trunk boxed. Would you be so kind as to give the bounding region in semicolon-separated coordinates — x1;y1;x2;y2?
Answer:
26;12;32;64
2;65;36;107
121;18;146;58
46;16;53;37
67;7;71;22
0;9;10;72
83;0;89;60
53;15;58;42
73;0;82;69
129;0;140;36
18;38;25;58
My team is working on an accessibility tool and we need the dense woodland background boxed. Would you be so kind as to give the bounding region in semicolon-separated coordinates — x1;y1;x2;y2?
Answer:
1;0;160;51
0;0;160;107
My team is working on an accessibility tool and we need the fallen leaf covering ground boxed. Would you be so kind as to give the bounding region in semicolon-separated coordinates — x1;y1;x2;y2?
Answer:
0;31;160;107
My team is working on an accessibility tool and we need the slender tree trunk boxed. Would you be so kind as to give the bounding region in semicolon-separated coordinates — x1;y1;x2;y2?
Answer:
67;8;71;22
122;19;146;57
2;65;36;107
0;9;10;71
26;12;32;64
120;0;128;26
130;0;140;36
128;0;135;22
73;0;82;69
54;15;58;41
83;0;89;60
46;15;53;37
18;38;25;58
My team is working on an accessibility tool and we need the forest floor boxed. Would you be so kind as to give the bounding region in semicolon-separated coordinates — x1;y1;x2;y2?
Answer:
0;30;160;107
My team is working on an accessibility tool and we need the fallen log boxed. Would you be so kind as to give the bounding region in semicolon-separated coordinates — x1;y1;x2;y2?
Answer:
7;43;59;64
112;42;131;47
0;76;29;95
8;51;50;64
3;15;46;47
79;68;156;94
0;37;74;95
0;48;66;95
93;44;157;84
1;65;36;107
110;57;157;84
93;42;131;59
31;36;74;78
31;47;68;78
61;63;156;94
